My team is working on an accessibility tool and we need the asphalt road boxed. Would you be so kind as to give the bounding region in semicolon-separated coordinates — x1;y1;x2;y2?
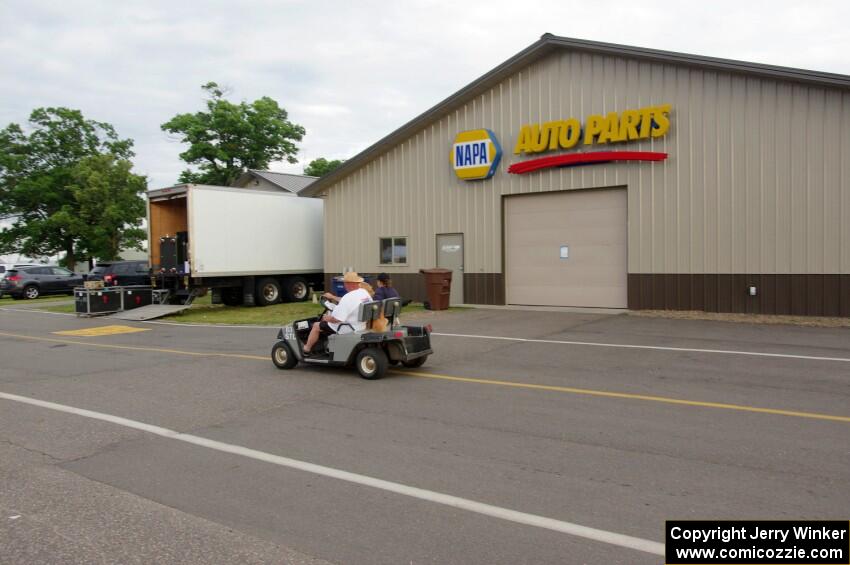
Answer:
0;306;848;564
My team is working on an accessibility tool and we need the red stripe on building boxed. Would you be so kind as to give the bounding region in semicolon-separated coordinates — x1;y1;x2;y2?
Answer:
507;151;668;174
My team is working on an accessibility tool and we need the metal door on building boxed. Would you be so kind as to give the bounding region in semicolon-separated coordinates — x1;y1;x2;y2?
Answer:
436;233;464;305
504;188;627;308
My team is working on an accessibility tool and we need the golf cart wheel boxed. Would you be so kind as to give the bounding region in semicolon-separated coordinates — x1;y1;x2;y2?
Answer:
402;356;428;368
256;278;282;306
284;276;309;302
271;341;298;370
355;348;388;380
23;285;40;300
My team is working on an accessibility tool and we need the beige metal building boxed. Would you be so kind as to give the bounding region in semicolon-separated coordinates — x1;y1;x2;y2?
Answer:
302;34;850;315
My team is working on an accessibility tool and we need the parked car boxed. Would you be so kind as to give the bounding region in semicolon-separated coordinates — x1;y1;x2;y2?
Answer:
87;260;150;287
0;265;84;299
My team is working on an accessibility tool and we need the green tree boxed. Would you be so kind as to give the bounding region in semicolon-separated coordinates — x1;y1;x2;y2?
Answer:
66;154;147;261
162;82;306;186
0;107;135;270
304;157;345;177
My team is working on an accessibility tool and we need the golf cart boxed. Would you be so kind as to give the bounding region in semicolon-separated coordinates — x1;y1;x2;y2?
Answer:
271;296;433;379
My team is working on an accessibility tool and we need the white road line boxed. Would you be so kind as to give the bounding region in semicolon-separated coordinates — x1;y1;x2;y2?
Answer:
0;307;76;317
0;391;663;557
4;306;847;363
432;332;850;363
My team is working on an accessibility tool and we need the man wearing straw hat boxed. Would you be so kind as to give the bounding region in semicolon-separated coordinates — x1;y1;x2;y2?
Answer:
303;271;371;355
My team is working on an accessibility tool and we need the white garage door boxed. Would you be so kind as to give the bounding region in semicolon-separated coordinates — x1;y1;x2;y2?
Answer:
505;188;627;308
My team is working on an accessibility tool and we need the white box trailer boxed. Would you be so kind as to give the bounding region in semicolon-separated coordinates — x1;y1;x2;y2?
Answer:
147;184;323;306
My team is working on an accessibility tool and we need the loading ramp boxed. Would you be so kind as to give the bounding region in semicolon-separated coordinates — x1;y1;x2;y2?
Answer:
108;303;193;321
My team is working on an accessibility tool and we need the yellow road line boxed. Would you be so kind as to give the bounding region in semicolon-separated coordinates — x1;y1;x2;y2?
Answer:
399;370;850;424
54;325;150;337
1;330;847;424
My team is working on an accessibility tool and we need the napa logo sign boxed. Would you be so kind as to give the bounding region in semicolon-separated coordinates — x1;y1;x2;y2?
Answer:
451;129;502;181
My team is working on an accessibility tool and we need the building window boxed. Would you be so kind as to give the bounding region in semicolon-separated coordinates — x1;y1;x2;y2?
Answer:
380;237;407;265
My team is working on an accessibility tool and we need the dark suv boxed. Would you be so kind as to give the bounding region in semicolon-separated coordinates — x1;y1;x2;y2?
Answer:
87;260;150;287
0;266;84;299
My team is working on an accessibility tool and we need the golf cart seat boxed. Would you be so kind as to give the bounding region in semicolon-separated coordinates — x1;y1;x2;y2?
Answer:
354;298;404;333
357;300;384;331
382;297;403;327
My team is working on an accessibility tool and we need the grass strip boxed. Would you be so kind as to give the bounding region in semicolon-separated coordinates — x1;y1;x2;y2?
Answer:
40;293;449;326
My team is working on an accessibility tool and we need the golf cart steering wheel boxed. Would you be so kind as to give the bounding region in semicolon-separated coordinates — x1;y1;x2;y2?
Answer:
320;298;336;316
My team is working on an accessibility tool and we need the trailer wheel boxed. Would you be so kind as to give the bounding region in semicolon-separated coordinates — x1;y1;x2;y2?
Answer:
271;341;298;369
355;347;388;380
256;278;282;306
284;276;309;302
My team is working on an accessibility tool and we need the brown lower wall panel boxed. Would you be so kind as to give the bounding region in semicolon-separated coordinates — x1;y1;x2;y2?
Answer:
628;274;850;316
463;273;505;305
760;276;776;315
824;275;841;317
677;274;692;312
775;275;791;314
691;274;705;311
324;273;849;315
842;276;850;317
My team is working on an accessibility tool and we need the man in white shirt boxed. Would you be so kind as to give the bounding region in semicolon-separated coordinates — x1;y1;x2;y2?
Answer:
303;271;372;355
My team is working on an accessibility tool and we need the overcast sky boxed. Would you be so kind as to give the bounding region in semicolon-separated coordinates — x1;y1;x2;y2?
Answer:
1;0;848;194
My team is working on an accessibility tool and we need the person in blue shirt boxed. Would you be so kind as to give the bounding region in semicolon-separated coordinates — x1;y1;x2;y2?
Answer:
372;273;400;302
